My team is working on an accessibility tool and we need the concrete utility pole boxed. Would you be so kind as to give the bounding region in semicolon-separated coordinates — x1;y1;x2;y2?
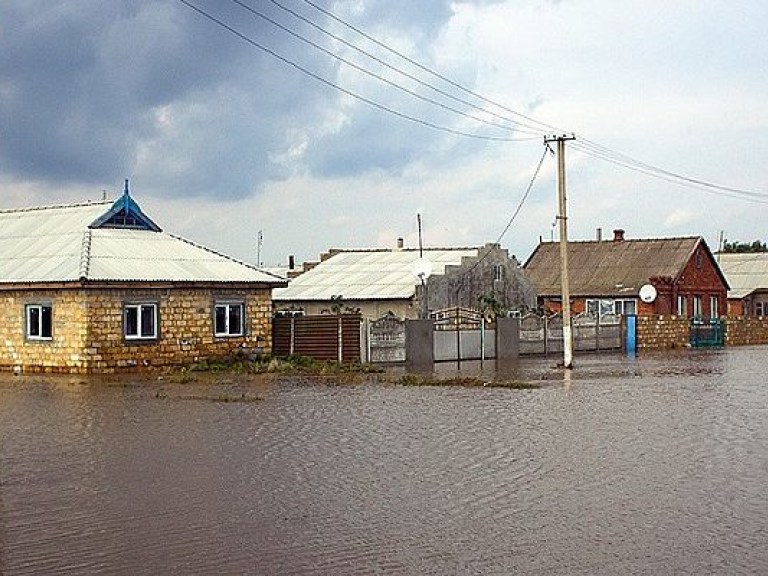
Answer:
544;134;576;369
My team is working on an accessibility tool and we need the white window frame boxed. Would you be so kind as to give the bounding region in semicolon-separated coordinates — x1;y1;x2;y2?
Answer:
586;298;637;318
26;303;53;341
615;299;637;316
124;303;158;340
677;295;687;317
493;264;504;282
214;302;245;337
692;295;703;319
710;295;719;319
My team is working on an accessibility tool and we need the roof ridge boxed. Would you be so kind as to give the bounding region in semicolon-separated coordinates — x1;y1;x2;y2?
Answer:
0;199;113;215
166;233;286;281
78;229;92;280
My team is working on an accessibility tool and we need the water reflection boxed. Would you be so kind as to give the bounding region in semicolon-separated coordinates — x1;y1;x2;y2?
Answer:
1;347;767;575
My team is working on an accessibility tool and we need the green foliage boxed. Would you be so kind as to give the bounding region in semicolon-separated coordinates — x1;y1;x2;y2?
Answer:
721;239;768;253
478;293;507;321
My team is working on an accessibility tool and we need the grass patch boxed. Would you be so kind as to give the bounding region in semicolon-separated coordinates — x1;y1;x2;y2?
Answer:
395;374;540;389
154;391;263;403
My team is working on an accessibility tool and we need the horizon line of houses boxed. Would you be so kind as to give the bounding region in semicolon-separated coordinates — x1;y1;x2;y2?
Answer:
2;185;766;373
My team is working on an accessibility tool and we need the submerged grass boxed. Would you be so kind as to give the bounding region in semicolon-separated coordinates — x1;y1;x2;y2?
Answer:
394;374;540;389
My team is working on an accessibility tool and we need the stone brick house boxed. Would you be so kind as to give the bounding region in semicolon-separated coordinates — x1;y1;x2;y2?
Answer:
523;229;728;320
273;242;536;320
0;183;285;373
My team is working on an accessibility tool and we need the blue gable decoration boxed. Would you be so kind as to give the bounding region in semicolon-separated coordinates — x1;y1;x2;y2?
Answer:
89;180;161;232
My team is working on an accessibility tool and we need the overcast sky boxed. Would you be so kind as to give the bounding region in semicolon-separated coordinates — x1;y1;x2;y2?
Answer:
2;0;766;267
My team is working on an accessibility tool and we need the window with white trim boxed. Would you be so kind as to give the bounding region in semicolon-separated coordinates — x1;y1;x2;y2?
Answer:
710;295;719;318
215;302;244;337
493;264;504;282
26;304;52;340
692;296;703;318
586;298;637;318
124;303;158;340
677;295;687;316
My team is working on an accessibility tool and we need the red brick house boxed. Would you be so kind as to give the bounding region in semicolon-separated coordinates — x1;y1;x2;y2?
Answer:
523;229;729;320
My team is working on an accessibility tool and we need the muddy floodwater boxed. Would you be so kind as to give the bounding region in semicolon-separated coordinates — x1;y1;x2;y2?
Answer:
1;347;767;575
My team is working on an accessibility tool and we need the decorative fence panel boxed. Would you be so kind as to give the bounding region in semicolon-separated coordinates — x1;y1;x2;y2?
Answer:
273;315;362;362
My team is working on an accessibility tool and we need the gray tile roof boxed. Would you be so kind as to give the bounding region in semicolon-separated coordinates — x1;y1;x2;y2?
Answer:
273;248;480;301
0;200;284;285
524;237;704;297
716;253;768;299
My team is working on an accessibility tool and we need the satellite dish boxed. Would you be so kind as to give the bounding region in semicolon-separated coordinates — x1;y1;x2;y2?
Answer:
411;257;433;281
639;284;657;303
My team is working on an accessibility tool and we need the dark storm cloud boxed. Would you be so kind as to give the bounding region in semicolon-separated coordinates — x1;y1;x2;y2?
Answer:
0;0;499;199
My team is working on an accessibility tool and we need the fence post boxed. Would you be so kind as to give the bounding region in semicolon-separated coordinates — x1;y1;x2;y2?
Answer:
406;319;434;371
290;315;295;355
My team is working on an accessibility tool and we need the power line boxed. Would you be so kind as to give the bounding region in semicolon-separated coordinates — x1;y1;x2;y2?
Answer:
263;0;545;136
178;0;534;142
299;0;768;201
226;0;538;137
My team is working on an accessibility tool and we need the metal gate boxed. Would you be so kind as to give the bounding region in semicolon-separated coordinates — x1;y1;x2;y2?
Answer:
690;318;725;348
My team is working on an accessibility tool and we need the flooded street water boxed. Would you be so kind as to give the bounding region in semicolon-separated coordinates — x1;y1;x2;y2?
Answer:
1;347;767;575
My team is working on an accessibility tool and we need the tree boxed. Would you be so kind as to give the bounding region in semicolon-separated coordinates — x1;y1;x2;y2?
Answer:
721;239;768;253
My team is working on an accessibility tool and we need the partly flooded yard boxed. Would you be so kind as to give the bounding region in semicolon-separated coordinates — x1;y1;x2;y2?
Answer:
1;347;766;575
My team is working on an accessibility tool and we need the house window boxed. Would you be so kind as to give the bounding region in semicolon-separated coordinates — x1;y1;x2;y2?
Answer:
695;250;703;269
124;303;158;340
692;296;703;319
26;304;52;340
710;295;719;318
677;295;687;317
493;264;504;282
215;303;244;337
586;299;636;318
615;299;637;316
756;301;764;317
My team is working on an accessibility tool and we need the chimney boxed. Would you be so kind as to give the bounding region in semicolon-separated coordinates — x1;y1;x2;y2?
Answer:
288;254;295;270
396;237;404;250
596;227;602;242
613;229;625;242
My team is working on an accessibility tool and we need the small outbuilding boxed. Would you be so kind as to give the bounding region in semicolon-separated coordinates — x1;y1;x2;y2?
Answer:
0;182;285;373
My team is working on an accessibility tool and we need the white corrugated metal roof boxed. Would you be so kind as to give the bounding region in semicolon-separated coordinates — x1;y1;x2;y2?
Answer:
273;248;479;301
0;199;284;285
717;253;768;299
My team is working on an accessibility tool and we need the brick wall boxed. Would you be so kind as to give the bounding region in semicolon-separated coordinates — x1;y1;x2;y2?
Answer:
636;315;690;349
724;316;768;346
0;286;274;373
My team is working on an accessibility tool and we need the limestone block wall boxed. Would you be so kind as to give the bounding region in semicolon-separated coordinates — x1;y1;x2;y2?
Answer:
636;315;690;350
0;285;274;374
0;289;90;372
83;287;273;372
724;316;768;346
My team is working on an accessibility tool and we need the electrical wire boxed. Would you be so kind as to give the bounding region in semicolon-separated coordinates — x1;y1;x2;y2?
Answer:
299;0;768;200
178;0;535;142
227;0;538;137
263;0;545;136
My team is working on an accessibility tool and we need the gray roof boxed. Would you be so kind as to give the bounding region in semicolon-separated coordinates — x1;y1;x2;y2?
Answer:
0;200;284;285
716;253;768;299
524;237;712;297
273;248;480;301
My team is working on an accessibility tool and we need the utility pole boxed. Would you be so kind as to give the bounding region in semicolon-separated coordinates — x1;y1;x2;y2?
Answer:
544;134;576;369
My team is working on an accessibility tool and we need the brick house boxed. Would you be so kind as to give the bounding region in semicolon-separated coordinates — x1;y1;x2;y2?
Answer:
523;229;729;320
0;183;285;373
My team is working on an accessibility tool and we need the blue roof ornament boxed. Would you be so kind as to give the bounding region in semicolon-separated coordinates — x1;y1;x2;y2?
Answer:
89;179;162;231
